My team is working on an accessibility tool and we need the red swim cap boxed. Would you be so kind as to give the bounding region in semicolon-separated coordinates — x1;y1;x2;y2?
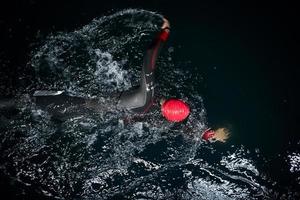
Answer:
161;99;190;122
201;128;215;141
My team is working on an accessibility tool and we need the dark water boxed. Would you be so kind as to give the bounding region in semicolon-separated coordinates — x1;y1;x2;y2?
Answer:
1;1;299;199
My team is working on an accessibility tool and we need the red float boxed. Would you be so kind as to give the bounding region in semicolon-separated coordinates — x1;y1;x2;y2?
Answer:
161;98;190;122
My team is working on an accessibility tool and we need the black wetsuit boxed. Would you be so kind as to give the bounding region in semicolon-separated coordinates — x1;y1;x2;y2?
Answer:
118;28;170;113
1;28;170;117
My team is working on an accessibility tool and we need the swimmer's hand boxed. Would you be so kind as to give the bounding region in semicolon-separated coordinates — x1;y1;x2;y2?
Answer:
161;18;170;30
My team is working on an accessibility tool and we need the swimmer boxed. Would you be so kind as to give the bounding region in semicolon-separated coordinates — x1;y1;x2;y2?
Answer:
1;18;173;120
31;18;197;125
34;18;170;115
0;17;230;143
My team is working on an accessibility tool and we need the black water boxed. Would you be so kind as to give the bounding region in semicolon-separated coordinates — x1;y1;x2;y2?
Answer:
1;1;299;199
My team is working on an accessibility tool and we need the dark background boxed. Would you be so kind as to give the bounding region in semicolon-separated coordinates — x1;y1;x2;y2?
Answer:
1;0;299;198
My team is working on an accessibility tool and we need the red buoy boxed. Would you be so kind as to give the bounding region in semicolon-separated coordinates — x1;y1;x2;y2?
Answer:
161;99;190;122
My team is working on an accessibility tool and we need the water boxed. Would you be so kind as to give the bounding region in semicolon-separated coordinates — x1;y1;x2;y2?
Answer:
1;6;299;200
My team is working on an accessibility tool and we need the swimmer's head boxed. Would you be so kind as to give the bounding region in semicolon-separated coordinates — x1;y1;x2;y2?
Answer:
161;98;190;122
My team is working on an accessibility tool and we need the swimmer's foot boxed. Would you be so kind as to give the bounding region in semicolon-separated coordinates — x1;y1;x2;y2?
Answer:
211;128;230;143
201;127;231;143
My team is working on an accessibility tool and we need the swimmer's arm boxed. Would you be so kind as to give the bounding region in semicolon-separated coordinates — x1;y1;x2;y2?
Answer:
118;18;171;113
143;18;170;73
145;17;170;50
33;93;115;117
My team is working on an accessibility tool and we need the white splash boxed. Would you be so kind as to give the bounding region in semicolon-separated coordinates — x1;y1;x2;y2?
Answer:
185;178;251;200
133;158;161;170
94;49;131;91
288;152;300;173
220;151;259;176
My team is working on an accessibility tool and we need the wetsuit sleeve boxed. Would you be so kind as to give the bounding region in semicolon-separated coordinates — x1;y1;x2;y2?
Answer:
143;29;170;73
118;28;170;113
34;93;87;118
33;93;118;119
